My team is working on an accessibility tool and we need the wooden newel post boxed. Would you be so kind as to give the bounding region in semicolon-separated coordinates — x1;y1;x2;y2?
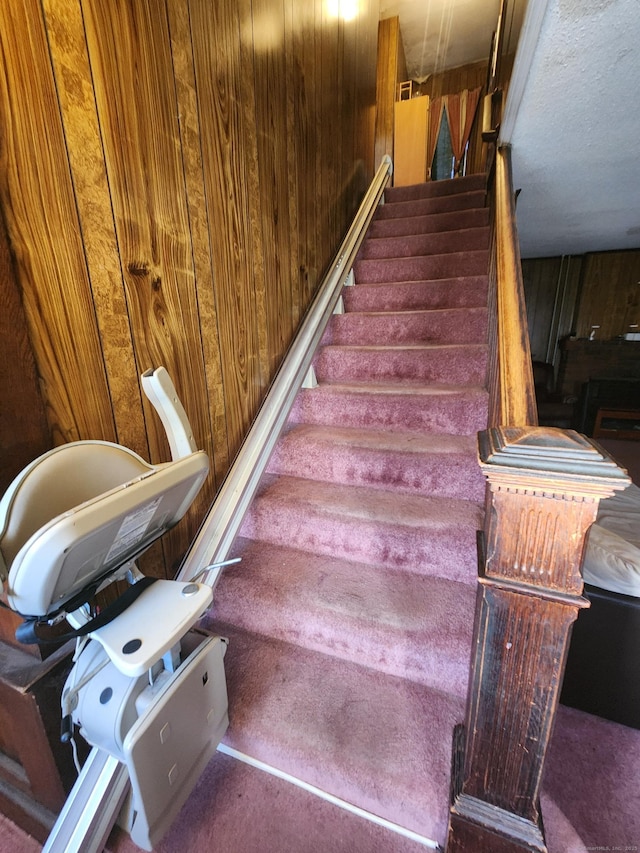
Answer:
447;426;630;853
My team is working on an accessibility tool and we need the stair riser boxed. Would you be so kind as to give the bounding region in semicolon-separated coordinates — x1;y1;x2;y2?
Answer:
326;308;488;346
384;173;486;203
358;227;489;260
217;630;466;843
211;544;476;697
344;277;488;312
268;437;486;501
314;345;488;385
240;500;480;584
375;190;486;220
368;207;489;239
290;387;489;435
354;250;489;284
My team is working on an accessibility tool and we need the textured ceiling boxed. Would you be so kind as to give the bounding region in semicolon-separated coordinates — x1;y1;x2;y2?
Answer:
386;0;640;259
380;0;520;81
505;0;640;258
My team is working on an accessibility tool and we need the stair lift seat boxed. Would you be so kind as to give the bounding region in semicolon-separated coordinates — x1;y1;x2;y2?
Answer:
0;368;230;851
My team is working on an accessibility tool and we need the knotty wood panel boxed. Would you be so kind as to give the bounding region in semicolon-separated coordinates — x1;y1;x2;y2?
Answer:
42;0;149;461
252;0;295;378
0;0;116;446
189;0;265;461
80;0;216;573
285;0;319;317
0;217;51;495
165;1;230;485
0;0;379;578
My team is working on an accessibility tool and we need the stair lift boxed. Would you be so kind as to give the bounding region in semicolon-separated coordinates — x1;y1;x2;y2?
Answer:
0;368;229;852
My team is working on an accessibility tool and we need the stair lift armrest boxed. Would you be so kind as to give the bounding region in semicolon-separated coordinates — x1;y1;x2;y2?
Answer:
141;367;197;461
87;578;213;677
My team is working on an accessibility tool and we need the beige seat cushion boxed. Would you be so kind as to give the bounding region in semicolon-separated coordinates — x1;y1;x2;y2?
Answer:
583;483;640;597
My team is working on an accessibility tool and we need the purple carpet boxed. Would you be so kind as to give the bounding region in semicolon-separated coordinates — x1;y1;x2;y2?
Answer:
202;174;491;846
9;174;640;852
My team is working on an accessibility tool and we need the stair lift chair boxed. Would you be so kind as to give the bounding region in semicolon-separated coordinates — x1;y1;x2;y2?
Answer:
0;368;229;851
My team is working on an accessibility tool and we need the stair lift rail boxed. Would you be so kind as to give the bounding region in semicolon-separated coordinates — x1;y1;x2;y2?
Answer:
38;153;392;852
178;154;393;588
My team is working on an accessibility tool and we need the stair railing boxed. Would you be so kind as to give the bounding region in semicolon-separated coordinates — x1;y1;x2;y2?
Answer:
447;145;630;852
486;146;537;428
177;155;393;587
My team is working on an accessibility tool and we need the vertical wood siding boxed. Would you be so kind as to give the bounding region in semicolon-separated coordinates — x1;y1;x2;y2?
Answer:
0;0;379;577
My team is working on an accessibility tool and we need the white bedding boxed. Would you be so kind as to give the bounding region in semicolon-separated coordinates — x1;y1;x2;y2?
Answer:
582;483;640;597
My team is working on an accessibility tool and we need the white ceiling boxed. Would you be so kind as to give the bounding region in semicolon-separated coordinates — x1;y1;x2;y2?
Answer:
384;0;640;260
504;0;640;259
379;0;518;81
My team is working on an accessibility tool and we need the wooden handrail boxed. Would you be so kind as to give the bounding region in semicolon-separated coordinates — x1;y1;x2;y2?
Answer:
488;145;537;427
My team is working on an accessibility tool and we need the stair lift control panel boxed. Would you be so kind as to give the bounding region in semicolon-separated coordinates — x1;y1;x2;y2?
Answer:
0;368;229;852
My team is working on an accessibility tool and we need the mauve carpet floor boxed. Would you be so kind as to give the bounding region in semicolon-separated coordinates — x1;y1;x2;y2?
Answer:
4;710;639;853
6;175;638;853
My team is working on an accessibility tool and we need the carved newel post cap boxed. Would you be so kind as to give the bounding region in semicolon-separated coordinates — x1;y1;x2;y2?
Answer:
478;426;631;499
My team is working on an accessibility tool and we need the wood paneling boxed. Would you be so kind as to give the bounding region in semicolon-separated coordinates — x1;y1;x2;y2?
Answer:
374;16;405;167
523;250;640;383
0;217;51;496
0;0;115;446
522;255;583;368
574;250;640;341
0;0;379;578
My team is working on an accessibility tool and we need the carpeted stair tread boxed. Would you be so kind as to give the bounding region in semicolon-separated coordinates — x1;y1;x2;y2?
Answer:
325;306;488;345
268;423;486;500
374;189;486;220
207;537;476;695
213;626;466;846
354;249;489;284
108;749;434;853
344;276;488;311
384;173;486;203
290;380;489;435
358;225;489;260
368;206;489;239
314;342;488;384
239;473;482;583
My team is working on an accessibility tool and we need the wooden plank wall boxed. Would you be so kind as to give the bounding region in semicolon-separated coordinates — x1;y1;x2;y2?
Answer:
574;250;640;341
522;248;640;374
0;217;51;495
522;255;583;367
0;0;379;578
374;16;407;166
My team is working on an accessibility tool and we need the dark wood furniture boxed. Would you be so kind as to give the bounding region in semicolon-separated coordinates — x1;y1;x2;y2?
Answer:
561;583;640;729
0;637;77;842
574;377;640;436
593;407;640;440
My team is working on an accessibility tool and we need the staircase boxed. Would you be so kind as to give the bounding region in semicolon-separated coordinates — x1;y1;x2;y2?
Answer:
201;174;490;849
